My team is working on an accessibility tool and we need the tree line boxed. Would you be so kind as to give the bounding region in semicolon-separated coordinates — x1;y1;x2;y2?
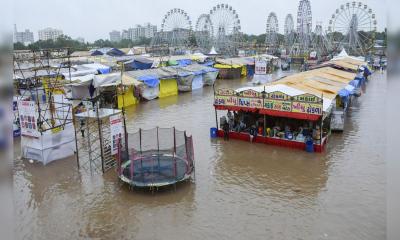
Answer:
13;35;152;51
14;30;386;52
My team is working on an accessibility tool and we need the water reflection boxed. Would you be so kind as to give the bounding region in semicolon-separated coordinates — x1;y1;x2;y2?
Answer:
213;139;328;200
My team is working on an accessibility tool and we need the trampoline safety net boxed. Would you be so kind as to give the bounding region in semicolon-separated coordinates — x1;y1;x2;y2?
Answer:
117;127;194;187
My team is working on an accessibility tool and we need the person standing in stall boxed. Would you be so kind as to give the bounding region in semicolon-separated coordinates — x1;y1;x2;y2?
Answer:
223;121;230;141
249;125;257;143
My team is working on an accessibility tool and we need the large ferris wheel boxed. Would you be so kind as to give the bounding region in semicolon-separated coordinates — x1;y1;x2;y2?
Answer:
296;0;312;54
284;14;295;51
151;8;192;53
195;14;214;52
328;1;377;55
265;12;279;53
311;23;332;58
209;3;242;56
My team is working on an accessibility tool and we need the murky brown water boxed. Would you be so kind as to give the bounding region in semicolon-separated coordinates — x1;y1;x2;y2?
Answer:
14;70;386;240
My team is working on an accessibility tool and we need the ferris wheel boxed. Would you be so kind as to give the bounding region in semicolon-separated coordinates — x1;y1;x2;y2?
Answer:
195;14;214;52
265;12;279;52
311;23;332;57
284;14;295;50
209;3;242;55
159;8;192;47
296;0;312;54
328;1;377;55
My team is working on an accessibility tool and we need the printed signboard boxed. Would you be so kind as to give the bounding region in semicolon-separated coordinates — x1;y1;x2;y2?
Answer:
110;114;123;155
17;100;40;138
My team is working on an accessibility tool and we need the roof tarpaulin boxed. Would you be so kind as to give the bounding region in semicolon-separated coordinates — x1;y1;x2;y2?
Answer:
349;79;360;88
137;75;160;88
93;73;121;88
107;48;125;56
177;59;192;66
82;63;111;74
89;72;142;88
91;50;103;56
344;84;355;93
216;57;255;66
124;57;154;70
66;74;94;86
182;64;218;73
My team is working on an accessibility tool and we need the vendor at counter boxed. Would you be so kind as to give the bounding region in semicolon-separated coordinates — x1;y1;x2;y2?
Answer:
219;110;329;144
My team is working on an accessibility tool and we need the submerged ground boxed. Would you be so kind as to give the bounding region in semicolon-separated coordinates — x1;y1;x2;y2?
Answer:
14;70;386;240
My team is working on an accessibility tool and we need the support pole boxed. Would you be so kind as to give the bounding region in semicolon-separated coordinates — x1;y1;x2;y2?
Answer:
130;149;134;181
320;117;323;146
215;109;218;130
120;64;129;160
73;110;80;170
139;128;143;181
263;114;267;137
98;108;105;173
184;131;189;173
173;127;177;179
213;83;218;130
117;138;121;176
157;126;160;170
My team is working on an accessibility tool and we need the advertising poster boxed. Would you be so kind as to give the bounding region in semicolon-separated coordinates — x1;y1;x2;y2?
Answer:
17;100;40;138
110;114;123;155
255;60;267;75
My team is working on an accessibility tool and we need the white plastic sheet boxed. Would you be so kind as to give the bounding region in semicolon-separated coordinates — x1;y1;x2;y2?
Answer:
21;123;76;165
191;75;204;90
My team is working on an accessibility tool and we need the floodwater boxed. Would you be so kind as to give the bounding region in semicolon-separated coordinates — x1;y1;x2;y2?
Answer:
14;70;386;240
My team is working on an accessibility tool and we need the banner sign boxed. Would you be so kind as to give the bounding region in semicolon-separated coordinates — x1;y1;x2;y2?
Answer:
214;88;263;109
268;91;290;100
264;99;292;112
17;100;40;138
110;114;123;155
215;88;323;116
216;88;236;96
293;93;322;103
214;96;263;108
291;102;323;115
238;89;261;98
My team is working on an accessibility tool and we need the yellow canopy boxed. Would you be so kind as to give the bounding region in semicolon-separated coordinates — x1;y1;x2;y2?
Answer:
270;67;355;100
214;63;242;69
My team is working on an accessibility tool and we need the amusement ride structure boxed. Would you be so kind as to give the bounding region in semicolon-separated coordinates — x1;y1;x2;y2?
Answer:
151;8;193;55
284;14;295;54
195;14;214;53
265;12;279;54
311;22;332;58
328;1;377;56
209;3;242;56
294;0;313;56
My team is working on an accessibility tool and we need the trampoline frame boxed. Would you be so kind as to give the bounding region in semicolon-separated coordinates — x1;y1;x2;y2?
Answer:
117;127;195;188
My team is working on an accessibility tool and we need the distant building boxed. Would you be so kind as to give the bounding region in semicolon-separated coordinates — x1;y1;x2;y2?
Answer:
128;25;144;41
119;23;157;42
109;30;121;42
142;22;157;38
38;27;63;41
13;24;34;45
121;30;129;40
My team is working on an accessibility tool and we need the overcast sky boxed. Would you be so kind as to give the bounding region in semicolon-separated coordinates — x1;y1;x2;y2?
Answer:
13;0;386;42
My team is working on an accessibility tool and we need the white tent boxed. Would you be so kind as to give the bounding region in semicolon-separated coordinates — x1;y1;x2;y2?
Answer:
208;46;218;55
332;48;365;62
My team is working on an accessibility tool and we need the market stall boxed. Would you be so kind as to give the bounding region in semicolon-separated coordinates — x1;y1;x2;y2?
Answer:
213;85;329;152
211;65;365;152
